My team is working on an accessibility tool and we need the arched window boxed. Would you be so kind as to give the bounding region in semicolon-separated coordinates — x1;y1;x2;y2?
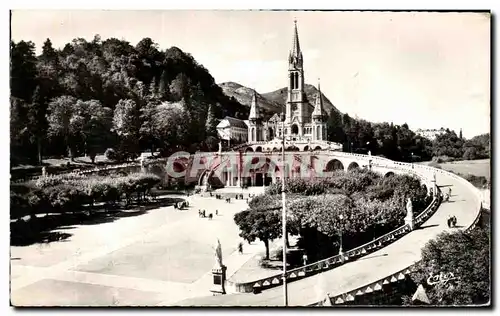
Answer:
316;126;320;140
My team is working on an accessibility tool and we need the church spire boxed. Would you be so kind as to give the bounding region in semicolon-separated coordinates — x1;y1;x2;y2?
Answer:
249;90;260;120
289;19;303;67
312;79;324;118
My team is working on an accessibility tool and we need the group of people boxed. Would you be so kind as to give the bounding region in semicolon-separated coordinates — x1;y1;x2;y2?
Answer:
198;209;214;219
174;201;189;210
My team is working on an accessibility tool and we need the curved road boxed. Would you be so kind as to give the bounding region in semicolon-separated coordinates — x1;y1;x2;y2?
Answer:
173;170;480;306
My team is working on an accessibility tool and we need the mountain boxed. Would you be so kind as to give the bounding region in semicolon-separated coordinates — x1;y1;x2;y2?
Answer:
218;82;282;118
218;82;341;120
262;84;340;115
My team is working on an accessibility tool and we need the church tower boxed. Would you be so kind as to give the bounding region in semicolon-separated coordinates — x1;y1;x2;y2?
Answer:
248;90;263;143
286;20;308;137
311;79;327;141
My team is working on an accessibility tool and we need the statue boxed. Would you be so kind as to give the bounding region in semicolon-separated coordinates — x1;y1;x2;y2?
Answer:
405;197;414;230
368;150;371;157
406;198;413;217
140;156;146;173
215;238;223;268
218;141;222;155
211;238;227;295
42;166;47;177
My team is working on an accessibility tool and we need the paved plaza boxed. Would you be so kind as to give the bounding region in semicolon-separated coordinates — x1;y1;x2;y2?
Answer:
10;188;267;306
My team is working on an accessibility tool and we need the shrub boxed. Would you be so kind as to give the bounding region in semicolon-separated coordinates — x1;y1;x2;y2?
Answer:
105;148;118;161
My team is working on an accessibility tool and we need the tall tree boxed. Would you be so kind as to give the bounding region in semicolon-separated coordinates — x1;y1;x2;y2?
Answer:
113;99;141;160
10;40;38;101
158;70;169;100
47;95;78;160
234;209;282;260
26;86;48;164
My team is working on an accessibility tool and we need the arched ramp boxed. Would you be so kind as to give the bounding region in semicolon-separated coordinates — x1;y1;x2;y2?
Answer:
347;162;360;171
325;159;345;172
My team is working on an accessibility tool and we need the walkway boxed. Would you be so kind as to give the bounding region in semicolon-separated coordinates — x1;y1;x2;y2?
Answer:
172;171;480;306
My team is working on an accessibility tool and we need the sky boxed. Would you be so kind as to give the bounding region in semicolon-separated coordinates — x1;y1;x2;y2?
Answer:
10;10;491;138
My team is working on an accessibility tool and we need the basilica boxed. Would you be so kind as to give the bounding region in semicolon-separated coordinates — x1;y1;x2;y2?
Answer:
217;21;341;152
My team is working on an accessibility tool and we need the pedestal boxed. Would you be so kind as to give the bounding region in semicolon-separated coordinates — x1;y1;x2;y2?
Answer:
405;215;415;231
210;265;227;295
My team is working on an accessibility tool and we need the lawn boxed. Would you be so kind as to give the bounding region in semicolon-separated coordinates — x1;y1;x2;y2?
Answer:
418;159;490;180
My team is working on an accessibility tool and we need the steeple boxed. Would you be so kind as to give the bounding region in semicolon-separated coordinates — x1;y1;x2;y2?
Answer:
312;79;324;118
248;90;260;120
289;20;303;68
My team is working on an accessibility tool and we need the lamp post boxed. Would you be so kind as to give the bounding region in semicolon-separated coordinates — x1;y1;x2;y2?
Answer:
280;112;288;306
338;214;344;261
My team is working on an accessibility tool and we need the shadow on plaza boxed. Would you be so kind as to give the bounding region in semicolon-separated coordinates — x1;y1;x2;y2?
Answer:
10;196;186;247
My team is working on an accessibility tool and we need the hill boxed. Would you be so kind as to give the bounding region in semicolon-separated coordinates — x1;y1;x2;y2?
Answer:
262;84;340;115
218;82;282;118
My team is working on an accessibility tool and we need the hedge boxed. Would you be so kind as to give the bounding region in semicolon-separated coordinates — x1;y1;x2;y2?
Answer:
10;172;161;219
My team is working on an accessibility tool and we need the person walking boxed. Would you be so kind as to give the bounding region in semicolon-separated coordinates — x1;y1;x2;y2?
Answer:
238;242;243;254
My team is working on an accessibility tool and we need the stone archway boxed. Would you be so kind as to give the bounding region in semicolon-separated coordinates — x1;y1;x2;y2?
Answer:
255;146;263;152
287;146;300;152
291;124;299;135
314;146;322;151
303;145;310;152
347;162;360;171
245;147;254;152
325;159;344;172
385;171;395;177
272;147;280;152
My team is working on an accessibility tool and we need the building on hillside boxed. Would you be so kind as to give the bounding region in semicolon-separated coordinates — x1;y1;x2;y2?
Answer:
216;116;248;143
247;20;328;143
220;20;340;152
415;128;446;140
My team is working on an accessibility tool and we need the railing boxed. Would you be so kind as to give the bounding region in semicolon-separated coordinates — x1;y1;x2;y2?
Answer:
317;164;484;306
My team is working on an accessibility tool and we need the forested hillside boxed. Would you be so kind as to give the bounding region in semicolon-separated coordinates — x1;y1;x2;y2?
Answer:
10;36;248;165
10;35;490;168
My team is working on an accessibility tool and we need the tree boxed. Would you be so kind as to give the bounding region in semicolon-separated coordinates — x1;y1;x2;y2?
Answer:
234;209;282;260
327;110;345;144
158;70;169;100
113;99;141;159
10;97;30;165
205;103;217;137
140;98;161;155
406;226;490;305
72;100;113;162
10;40;38;101
47;95;78;160
25;86;48;164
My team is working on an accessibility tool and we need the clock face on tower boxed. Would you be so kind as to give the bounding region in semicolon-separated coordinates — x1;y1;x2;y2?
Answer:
291;103;298;112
